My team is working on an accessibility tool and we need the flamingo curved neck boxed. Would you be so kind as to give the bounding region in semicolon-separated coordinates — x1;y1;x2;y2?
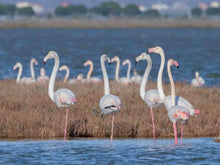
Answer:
30;59;36;80
16;64;22;83
157;50;166;101
101;56;110;95
63;67;70;83
48;55;59;102
167;62;175;106
114;58;120;81
140;57;152;100
126;61;131;79
87;62;93;81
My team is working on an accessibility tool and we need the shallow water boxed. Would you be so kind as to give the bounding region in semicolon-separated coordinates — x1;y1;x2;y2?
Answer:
0;138;219;164
0;28;219;87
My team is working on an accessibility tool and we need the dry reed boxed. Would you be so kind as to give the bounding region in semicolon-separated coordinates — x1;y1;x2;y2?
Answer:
1;18;220;29
0;79;219;139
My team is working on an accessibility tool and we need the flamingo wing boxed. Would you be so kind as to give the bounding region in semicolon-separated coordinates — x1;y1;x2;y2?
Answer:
144;89;163;108
99;94;121;116
54;88;76;107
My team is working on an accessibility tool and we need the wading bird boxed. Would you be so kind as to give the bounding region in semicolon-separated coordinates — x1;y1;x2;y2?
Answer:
84;60;102;83
44;51;77;140
37;68;49;83
99;54;121;143
191;71;205;87
148;46;199;116
135;52;163;143
166;59;190;144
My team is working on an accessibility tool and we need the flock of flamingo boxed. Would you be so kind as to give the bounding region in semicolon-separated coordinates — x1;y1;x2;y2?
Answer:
13;46;203;144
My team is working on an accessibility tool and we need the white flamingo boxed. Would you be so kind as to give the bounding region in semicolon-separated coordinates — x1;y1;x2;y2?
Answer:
111;56;121;82
37;68;49;83
120;59;132;85
13;62;27;83
148;46;200;116
59;65;84;84
166;59;190;144
99;54;121;143
44;51;77;140
191;71;205;87
135;52;163;143
13;59;38;84
83;60;102;83
131;68;142;84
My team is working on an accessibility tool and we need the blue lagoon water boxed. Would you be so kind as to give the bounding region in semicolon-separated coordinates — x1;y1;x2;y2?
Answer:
0;138;219;164
0;28;219;87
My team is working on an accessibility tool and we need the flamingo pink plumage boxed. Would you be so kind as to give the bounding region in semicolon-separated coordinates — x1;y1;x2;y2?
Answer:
44;51;77;140
166;59;190;144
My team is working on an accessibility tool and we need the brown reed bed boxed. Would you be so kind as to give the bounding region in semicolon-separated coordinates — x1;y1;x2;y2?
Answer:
0;79;219;139
1;18;220;29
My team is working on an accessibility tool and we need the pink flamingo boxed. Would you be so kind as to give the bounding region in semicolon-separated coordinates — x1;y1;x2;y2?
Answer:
166;59;190;144
135;52;163;143
99;54;121;143
148;46;200;116
43;51;77;140
83;60;102;83
191;71;205;87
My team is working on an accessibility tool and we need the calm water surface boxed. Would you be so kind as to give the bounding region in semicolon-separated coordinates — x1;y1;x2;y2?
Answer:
0;28;219;87
0;138;219;164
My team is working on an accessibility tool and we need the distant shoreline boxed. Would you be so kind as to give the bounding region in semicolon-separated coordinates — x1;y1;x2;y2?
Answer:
0;18;220;28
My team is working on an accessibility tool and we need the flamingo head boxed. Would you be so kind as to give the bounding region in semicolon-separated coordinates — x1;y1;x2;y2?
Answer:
31;58;38;66
59;65;68;71
13;63;20;70
122;59;129;66
111;56;120;63
101;54;111;65
44;51;58;64
168;59;179;68
148;46;163;54
135;52;151;64
84;60;92;67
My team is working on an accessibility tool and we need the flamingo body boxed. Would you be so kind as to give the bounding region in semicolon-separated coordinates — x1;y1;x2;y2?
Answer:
144;89;163;108
99;94;121;116
54;88;77;108
191;71;205;87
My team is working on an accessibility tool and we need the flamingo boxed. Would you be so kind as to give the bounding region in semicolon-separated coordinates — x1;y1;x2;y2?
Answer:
131;68;142;84
13;60;37;84
83;60;102;83
166;59;190;144
111;56;121;82
43;51;77;140
120;59;132;85
135;52;163;143
148;46;200;116
191;71;205;87
99;54;121;143
37;68;49;83
59;65;84;84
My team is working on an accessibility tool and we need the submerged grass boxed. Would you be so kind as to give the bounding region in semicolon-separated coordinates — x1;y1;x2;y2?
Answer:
0;80;219;139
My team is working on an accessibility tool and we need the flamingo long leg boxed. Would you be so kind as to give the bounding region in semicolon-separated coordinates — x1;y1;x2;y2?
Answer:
150;107;156;144
111;114;115;143
173;122;178;144
64;107;69;140
181;125;183;144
